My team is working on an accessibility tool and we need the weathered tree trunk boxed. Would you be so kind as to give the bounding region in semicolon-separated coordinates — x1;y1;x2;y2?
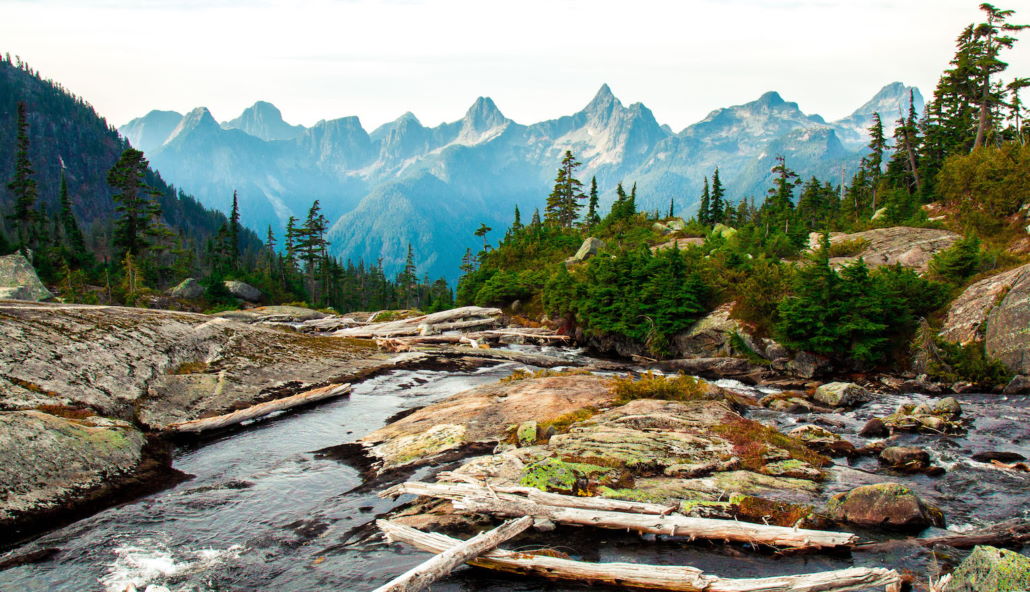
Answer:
385;481;856;548
334;307;503;338
382;481;677;515
373;516;532;592
377;520;901;592
166;383;351;433
855;519;1030;552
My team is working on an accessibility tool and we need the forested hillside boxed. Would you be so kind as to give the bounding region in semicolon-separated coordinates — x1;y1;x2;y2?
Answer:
458;4;1029;382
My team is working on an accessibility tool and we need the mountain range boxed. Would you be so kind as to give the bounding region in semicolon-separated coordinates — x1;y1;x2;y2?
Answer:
119;82;923;280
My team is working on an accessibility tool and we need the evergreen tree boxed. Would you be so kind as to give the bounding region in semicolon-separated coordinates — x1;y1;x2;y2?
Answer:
865;113;886;213
530;208;541;226
5;102;38;250
544;150;586;227
229;190;241;269
474;222;492;250
710;168;725;223
586;176;600;226
697;177;711;225
667;198;674;218
57;170;85;254
763;156;800;234
970;3;1028;148
107;148;160;257
512;205;522;232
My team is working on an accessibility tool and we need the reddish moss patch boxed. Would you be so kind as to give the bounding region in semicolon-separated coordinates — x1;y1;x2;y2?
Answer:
713;415;831;472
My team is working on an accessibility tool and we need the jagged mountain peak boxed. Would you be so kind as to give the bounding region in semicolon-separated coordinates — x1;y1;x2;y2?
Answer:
462;97;507;129
164;106;220;144
223;100;304;141
832;83;924;148
583;83;624;116
120;109;183;154
756;91;786;106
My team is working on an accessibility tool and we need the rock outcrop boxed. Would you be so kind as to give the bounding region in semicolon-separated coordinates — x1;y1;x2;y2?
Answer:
827;482;944;530
571;237;605;262
168;277;204;300
809;227;960;273
812;382;872;408
0;253;53;301
672;303;747;357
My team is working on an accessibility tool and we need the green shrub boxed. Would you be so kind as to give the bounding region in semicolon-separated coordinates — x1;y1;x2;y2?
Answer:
828;237;870;257
610;371;708;404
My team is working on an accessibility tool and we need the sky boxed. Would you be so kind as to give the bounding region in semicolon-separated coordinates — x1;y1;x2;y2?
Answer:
2;0;1028;132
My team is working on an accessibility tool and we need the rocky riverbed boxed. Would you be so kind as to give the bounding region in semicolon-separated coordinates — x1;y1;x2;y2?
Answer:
1;301;1028;591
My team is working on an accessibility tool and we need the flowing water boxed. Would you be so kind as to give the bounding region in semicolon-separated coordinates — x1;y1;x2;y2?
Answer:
1;359;1028;592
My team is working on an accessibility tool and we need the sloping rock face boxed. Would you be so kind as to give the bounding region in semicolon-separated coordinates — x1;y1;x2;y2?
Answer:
361;374;616;471
0;253;53;301
0;411;151;535
672;303;747;357
983;266;1030;374
812;227;960;272
0;301;390;428
940;264;1030;344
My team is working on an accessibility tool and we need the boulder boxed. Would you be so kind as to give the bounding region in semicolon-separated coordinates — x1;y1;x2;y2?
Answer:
788;425;855;457
789;351;831;379
223;280;262;302
817;227;960;272
572;237;605;262
859;418;889;438
168;278;204;300
761;338;789;361
827;482;944;530
650;237;705;253
879;446;931;472
813;382;872;407
940;263;1030;346
666;218;686;231
934;396;962;416
652;222;672;235
712;223;737;239
943;545;1030;592
672;302;749;357
0;253;52;301
1003;375;1030;394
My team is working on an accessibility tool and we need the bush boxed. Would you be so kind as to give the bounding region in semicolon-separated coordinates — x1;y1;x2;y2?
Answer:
928;235;982;285
938;143;1030;219
610;371;708;404
828;237;870;257
926;337;1013;386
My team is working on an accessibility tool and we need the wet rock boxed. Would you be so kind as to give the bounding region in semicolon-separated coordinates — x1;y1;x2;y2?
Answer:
572;237;605;262
971;451;1027;464
0;253;52;301
0;410;156;537
759;392;831;414
761;338;789;361
827;482;945;530
950;382;978;394
361;374;616;470
168;278;204;300
656;356;754;378
882;404;964;435
223;280;262;302
859;418;889;438
788;425;855;457
789;351;831;379
879;446;931;472
943;545;1030;592
816;226;960;273
934;396;962;416
1003;375;1030;394
813;381;872;407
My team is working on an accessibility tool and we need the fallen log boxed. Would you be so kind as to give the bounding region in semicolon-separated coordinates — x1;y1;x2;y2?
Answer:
381;481;677;515
166;383;351;433
373;516;532;592
855;518;1030;552
387;481;857;548
334;307;503;338
377;520;901;592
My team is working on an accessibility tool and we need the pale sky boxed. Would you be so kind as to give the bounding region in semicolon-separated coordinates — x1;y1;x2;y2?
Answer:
3;0;1028;131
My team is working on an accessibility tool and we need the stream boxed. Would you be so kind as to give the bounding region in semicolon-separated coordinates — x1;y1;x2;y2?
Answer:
1;354;1028;592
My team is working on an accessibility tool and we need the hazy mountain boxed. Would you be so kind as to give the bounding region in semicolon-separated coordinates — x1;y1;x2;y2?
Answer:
832;82;925;149
119;82;921;280
221;100;305;141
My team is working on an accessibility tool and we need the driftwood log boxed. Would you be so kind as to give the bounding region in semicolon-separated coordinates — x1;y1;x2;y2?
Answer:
334;307;503;338
166;383;351;433
855;518;1030;552
377;520;901;592
383;481;677;515
384;481;857;549
373;516;533;592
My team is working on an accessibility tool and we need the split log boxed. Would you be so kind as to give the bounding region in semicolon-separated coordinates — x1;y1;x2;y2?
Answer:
378;520;901;592
373;516;532;592
386;481;856;548
166;383;351;433
382;481;677;515
855;518;1030;552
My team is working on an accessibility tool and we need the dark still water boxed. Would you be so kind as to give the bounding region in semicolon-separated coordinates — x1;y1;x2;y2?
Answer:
1;363;1028;592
